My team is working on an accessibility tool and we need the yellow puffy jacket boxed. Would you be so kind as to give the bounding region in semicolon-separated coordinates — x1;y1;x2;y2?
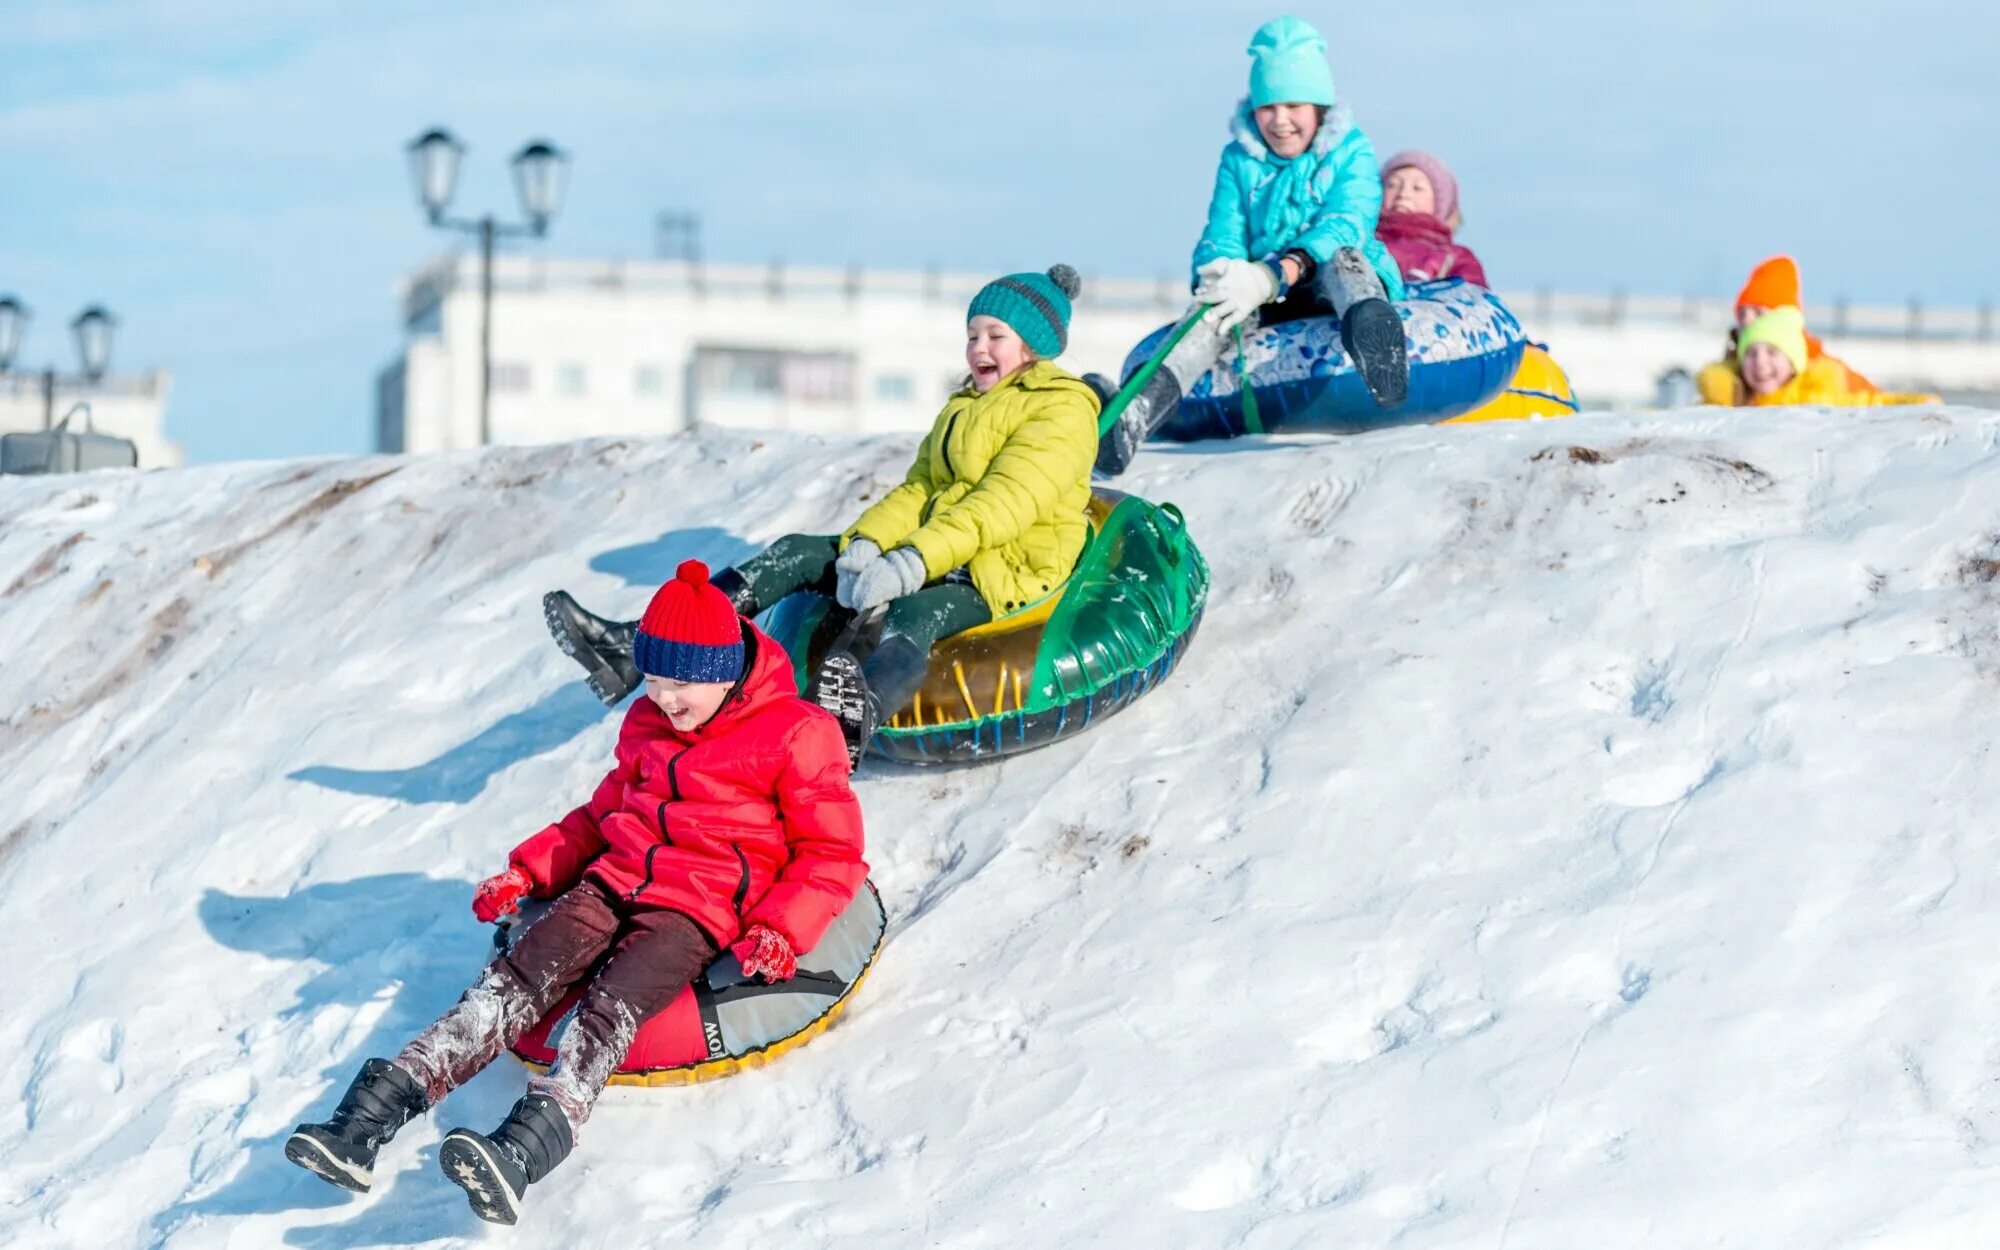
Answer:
846;361;1100;616
1696;339;1884;407
1747;357;1939;408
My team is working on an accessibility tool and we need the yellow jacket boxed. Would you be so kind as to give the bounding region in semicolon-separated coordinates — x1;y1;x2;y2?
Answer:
1696;343;1888;407
1747;357;1939;408
846;361;1100;616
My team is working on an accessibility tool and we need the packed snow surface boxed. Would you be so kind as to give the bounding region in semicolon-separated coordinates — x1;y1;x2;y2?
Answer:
6;406;2000;1248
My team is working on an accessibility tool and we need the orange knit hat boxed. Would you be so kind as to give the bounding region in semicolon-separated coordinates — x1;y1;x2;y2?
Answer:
1736;255;1802;313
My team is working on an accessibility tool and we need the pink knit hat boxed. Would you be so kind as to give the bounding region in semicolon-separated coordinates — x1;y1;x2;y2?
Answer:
1381;150;1460;226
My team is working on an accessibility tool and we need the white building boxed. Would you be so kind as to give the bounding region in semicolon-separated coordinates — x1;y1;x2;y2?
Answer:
0;370;180;468
376;255;1184;455
376;254;2000;454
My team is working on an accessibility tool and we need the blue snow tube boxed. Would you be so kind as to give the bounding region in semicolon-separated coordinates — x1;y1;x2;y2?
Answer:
1122;278;1528;441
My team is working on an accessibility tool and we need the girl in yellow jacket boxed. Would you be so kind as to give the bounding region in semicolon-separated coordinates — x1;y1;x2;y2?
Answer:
545;264;1101;765
1735;307;1939;408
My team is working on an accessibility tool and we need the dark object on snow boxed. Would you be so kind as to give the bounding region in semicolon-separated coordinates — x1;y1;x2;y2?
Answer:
439;1093;574;1225
284;1058;428;1193
1;403;138;476
543;590;642;705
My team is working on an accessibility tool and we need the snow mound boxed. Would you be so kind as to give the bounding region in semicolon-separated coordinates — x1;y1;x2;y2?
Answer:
6;406;2000;1248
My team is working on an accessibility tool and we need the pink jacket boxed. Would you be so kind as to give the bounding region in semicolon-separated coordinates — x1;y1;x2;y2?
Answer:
1376;211;1488;288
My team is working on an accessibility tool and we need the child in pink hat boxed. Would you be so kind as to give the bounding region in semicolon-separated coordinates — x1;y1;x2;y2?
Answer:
1376;150;1488;288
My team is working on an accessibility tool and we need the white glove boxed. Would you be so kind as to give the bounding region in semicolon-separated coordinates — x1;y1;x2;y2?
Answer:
1193;258;1278;332
834;538;880;609
849;546;928;612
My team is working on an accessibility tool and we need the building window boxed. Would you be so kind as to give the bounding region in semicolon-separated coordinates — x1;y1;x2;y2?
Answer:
489;362;532;393
635;365;665;396
556;363;587;396
873;373;915;403
694;347;855;402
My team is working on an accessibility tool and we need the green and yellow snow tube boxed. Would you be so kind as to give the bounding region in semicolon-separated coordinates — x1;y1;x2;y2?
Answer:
763;489;1208;765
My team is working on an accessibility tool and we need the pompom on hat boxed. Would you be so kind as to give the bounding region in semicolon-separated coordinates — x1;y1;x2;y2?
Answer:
632;560;745;683
967;264;1082;358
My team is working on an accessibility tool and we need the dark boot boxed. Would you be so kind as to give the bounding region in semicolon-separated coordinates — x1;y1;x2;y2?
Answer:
543;590;642;706
709;567;761;618
1094;369;1182;477
1081;371;1118;409
284;1058;428;1193
808;650;879;770
1340;298;1409;410
438;1093;575;1226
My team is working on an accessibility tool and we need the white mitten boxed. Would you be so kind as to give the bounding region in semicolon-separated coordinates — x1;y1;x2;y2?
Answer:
834;538;880;608
849;546;928;612
1194;258;1278;331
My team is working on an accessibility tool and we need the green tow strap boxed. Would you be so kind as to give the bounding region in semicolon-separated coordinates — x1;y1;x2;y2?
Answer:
1096;304;1265;439
1096;305;1210;438
1233;326;1263;435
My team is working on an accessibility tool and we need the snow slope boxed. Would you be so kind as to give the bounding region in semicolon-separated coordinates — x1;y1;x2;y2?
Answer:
6;407;2000;1249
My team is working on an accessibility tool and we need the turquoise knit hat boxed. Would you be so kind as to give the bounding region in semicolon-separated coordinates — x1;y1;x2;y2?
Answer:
1247;15;1336;108
967;264;1082;358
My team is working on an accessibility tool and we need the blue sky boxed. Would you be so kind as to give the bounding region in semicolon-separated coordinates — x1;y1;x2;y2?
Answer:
4;1;1995;463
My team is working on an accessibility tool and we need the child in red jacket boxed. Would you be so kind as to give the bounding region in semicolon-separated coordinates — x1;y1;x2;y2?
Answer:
285;561;865;1225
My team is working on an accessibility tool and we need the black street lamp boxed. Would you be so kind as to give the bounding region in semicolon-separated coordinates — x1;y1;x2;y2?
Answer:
404;127;570;446
0;295;119;427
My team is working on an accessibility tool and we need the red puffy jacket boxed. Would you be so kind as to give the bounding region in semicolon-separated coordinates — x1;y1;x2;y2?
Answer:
508;621;866;952
1375;211;1488;288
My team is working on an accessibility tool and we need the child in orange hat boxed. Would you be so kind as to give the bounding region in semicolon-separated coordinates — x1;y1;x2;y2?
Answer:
1695;256;1880;405
1734;307;1937;407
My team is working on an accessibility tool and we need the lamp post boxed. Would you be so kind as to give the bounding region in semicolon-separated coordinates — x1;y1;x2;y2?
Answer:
403;127;569;447
0;297;118;428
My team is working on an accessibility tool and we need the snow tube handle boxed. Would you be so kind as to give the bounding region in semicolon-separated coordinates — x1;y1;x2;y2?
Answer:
1156;501;1189;570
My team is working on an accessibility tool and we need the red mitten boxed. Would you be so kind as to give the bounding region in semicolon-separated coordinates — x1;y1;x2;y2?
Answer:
730;924;797;982
472;866;533;924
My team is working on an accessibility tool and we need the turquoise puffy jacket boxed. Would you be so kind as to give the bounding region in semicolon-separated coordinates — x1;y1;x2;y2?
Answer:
1191;100;1406;301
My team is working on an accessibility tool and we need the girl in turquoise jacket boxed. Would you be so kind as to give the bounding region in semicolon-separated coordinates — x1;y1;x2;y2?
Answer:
1096;16;1411;476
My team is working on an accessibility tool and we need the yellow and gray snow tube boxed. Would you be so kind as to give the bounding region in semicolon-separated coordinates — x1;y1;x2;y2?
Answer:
503;882;886;1086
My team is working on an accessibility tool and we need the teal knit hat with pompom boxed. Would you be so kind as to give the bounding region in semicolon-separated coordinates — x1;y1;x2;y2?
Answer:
967;264;1082;357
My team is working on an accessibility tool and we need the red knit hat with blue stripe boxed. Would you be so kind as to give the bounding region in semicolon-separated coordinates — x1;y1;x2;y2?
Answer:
633;560;745;682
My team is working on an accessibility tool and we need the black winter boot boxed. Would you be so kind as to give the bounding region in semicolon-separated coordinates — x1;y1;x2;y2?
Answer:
543;590;642;706
1340;298;1409;410
709;567;762;618
808;650;879;770
1094;369;1181;478
284;1058;428;1193
1081;371;1118;409
438;1093;575;1226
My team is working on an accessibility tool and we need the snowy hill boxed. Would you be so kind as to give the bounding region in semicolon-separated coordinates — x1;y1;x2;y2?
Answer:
6;408;2000;1248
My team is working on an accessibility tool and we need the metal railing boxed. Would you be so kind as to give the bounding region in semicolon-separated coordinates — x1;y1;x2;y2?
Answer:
1504;287;1995;343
